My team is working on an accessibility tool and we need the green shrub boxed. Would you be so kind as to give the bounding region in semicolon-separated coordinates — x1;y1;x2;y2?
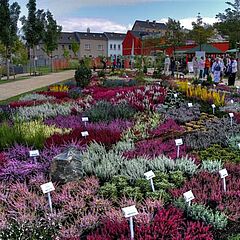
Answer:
174;198;228;230
98;70;106;78
146;190;170;202
121;186;143;201
199;144;240;163
75;65;92;88
99;183;118;200
84;101;136;122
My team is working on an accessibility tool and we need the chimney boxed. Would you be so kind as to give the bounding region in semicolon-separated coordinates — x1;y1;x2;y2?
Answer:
153;20;156;24
146;19;149;23
87;27;90;33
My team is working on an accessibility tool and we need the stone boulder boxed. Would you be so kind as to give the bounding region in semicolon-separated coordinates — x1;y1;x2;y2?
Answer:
50;147;84;183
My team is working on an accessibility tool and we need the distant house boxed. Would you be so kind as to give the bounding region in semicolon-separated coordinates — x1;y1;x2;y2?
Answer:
122;31;149;56
132;20;167;35
104;32;126;58
76;32;108;59
35;32;79;61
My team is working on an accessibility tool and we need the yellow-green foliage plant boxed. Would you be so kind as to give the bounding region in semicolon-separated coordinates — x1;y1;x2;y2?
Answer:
177;81;225;107
49;85;69;92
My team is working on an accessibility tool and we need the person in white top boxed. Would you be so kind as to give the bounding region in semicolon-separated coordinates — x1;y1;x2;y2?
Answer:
164;55;170;75
211;57;223;84
227;56;238;86
198;56;205;79
192;57;198;78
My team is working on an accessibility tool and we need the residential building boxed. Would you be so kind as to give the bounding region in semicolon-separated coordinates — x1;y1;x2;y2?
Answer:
104;32;126;58
76;32;108;58
132;20;167;35
34;32;79;61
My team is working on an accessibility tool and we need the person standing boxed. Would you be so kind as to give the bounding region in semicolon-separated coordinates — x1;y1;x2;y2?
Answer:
228;56;238;86
211;57;222;84
204;57;211;78
198;56;205;79
192;57;198;78
170;57;176;77
164;55;170;75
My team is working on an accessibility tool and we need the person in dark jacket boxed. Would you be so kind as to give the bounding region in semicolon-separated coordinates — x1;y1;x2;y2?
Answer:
170;57;176;77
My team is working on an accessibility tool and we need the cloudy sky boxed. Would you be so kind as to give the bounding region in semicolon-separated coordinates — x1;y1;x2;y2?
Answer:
12;0;228;32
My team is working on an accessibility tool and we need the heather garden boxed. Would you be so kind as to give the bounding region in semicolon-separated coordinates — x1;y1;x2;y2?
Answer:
0;64;240;240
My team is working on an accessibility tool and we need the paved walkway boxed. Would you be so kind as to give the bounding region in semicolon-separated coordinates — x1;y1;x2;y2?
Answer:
0;70;75;101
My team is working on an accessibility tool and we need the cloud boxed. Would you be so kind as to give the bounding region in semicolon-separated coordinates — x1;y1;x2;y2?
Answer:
159;17;218;29
58;17;131;33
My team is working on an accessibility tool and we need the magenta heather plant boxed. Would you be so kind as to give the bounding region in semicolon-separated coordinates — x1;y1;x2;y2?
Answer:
149;118;184;138
87;206;213;240
170;171;240;221
124;139;187;159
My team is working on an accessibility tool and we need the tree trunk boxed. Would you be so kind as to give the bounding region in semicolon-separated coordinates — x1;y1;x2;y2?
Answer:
33;47;37;75
50;53;53;72
6;48;10;81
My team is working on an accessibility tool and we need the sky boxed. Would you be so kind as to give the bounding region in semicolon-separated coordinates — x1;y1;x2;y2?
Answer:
12;0;229;33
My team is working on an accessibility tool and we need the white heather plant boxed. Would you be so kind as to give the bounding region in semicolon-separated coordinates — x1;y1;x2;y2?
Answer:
227;135;240;150
174;157;198;176
14;102;82;121
19;93;56;102
201;160;223;173
113;141;135;154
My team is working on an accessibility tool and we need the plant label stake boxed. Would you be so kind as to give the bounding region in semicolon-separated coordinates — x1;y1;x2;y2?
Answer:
144;170;156;192
238;143;240;150
40;182;55;213
230;99;234;104
82;117;89;127
183;190;195;206
174;93;178;100
188;103;193;108
81;131;89;139
211;104;216;114
229;113;234;127
219;169;228;192
122;205;139;240
175;138;183;158
29;150;40;163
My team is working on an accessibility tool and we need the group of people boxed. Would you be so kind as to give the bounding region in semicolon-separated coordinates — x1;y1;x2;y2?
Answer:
192;55;238;86
164;54;238;86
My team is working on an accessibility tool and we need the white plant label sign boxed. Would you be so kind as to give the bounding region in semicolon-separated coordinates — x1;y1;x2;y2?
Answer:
41;182;55;194
229;113;234;118
238;143;240;149
212;104;216;109
230;99;234;104
175;139;183;146
144;170;155;180
174;93;178;98
81;131;89;137
122;205;139;218
29;150;40;157
82;117;89;122
188;103;193;107
183;190;195;202
219;169;228;179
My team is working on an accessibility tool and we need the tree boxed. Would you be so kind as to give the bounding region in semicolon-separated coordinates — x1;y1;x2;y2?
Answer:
12;39;28;65
0;0;20;80
42;10;62;72
165;18;186;54
71;40;80;58
21;0;45;74
215;0;240;48
188;13;214;50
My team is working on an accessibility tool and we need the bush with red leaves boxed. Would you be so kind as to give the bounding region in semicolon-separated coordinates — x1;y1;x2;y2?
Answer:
45;126;122;149
86;206;213;240
38;91;69;99
124;139;187;159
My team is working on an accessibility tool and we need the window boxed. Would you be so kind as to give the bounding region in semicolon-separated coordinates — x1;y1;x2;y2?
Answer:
110;44;113;50
36;45;40;50
62;45;65;49
84;44;90;50
69;45;72;50
114;44;116;50
118;44;121;50
98;45;103;51
89;55;92;58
